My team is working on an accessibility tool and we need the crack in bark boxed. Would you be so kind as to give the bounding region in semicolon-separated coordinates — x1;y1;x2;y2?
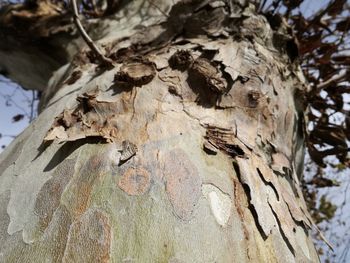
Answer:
268;203;296;256
233;160;268;240
256;168;279;201
232;177;251;260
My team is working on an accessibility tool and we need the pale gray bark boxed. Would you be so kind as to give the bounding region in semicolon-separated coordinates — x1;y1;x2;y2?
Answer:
0;1;320;262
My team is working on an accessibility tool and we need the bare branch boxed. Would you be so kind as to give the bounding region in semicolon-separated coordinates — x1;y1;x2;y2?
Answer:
316;70;348;90
71;0;114;67
146;0;169;18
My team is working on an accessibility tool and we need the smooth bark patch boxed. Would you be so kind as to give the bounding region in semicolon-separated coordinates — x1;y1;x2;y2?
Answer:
0;136;26;177
43;138;100;172
0;191;11;244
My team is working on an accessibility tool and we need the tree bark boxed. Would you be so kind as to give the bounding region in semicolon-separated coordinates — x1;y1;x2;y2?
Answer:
0;0;319;262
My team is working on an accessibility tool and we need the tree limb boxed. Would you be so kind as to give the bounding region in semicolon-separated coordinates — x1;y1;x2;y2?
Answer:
316;70;348;90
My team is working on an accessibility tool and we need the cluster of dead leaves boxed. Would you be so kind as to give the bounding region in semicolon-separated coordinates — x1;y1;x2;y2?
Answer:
261;0;350;257
262;0;350;168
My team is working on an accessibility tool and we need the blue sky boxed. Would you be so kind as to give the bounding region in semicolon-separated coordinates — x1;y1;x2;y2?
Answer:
0;78;36;150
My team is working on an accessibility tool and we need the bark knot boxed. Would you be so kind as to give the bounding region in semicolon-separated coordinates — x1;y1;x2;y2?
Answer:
169;49;193;71
114;59;156;87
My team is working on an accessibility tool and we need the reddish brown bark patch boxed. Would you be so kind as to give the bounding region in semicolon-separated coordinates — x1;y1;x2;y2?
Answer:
62;209;111;263
118;167;151;196
67;154;109;218
162;149;201;220
40;206;72;262
34;158;76;230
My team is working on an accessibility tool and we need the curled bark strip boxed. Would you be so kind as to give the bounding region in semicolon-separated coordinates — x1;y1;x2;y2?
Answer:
44;90;119;143
203;126;246;158
119;140;137;163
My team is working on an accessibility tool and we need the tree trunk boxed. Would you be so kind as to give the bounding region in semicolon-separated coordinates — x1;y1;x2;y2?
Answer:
0;0;319;262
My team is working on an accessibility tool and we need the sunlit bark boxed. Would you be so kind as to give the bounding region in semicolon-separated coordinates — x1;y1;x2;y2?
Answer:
0;1;319;262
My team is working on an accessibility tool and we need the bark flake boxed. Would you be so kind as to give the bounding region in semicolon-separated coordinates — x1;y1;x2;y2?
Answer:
119;140;138;164
44;90;120;143
203;125;247;158
189;57;227;94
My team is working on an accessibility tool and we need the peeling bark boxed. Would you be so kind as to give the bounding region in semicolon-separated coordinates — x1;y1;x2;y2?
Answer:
0;0;320;262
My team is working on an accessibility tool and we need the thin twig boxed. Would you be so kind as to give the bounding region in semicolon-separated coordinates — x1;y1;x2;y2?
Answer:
259;0;267;12
146;0;169;18
0;134;16;138
29;90;36;122
0;91;30;118
71;0;114;67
